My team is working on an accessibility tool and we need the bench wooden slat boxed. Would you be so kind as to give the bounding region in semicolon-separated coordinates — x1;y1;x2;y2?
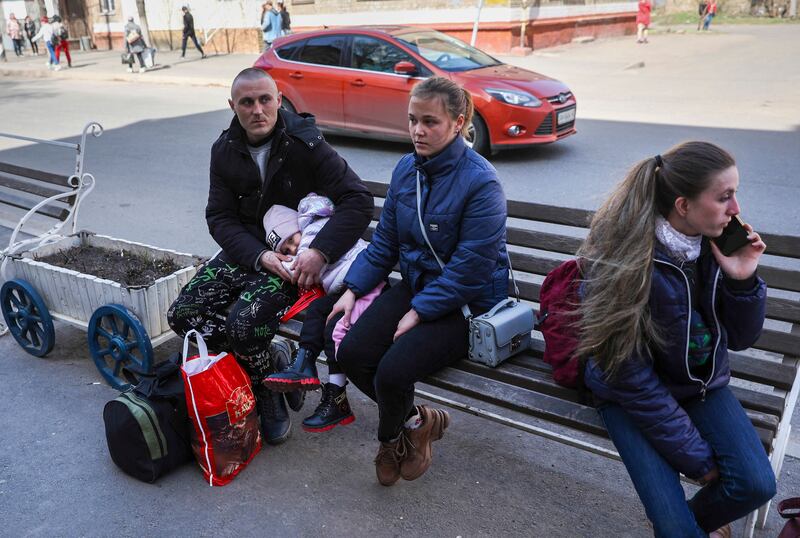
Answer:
509;251;563;276
506;200;593;227
0;190;69;221
515;341;796;393
728;352;797;391
0;162;70;186
759;265;800;293
506;228;583;255
759;232;800;259
0;173;72;202
425;366;608;436
765;297;800;325
729;384;786;418
755;329;800;358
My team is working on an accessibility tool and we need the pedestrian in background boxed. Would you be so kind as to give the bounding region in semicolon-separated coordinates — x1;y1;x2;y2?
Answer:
24;16;39;55
6;13;24;56
636;0;651;44
702;0;718;30
277;0;291;35
32;16;59;70
124;16;148;73
180;6;207;59
52;15;71;67
261;1;282;51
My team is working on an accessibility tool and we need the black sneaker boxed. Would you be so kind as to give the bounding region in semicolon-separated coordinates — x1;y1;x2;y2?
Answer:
302;383;355;433
268;338;305;412
254;384;291;445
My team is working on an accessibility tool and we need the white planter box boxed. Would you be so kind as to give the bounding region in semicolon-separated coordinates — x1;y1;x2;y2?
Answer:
10;231;204;339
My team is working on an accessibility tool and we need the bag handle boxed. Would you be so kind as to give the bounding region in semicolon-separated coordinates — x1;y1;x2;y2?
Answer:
481;298;518;319
416;171;471;319
182;329;209;366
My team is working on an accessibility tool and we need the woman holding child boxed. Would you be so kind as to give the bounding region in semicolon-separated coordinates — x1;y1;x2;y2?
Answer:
322;77;509;486
579;141;776;536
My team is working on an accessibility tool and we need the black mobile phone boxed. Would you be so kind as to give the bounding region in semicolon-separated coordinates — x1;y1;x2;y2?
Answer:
712;215;750;256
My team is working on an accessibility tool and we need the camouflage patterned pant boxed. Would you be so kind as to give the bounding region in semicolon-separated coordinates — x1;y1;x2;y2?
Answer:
167;252;298;382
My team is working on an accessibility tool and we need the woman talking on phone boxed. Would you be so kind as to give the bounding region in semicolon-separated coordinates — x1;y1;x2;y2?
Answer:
578;141;776;537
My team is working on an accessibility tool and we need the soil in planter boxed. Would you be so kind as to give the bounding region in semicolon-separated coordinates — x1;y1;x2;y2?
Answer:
38;245;180;288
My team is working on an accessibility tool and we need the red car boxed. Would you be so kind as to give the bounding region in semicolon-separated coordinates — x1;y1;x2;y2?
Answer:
254;26;577;156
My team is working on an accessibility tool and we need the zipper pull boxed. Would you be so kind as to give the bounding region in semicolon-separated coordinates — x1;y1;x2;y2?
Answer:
700;383;707;402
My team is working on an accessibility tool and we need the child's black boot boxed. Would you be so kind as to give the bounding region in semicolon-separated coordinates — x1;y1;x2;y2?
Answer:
302;382;355;433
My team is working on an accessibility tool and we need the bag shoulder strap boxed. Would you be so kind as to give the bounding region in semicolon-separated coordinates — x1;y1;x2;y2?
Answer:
416;171;471;319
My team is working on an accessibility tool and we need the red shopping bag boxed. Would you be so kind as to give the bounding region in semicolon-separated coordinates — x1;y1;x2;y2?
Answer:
180;330;261;486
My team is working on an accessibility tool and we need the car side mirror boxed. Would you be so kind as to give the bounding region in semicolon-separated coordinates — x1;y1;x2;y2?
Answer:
393;61;417;76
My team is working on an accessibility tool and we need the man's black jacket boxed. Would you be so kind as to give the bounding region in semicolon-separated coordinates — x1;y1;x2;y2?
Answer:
183;12;195;36
206;110;374;270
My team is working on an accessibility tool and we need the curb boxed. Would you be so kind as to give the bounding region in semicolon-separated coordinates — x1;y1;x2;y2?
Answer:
0;65;230;88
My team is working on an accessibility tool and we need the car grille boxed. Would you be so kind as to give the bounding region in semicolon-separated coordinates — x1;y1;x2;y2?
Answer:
547;92;573;104
535;114;553;135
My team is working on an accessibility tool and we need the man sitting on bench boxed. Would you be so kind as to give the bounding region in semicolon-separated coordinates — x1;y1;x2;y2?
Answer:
167;68;373;446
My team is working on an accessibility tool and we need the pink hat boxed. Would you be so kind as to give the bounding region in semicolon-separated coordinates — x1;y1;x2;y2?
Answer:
263;204;300;252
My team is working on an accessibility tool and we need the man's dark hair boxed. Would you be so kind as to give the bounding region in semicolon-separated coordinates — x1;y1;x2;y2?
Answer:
230;68;275;98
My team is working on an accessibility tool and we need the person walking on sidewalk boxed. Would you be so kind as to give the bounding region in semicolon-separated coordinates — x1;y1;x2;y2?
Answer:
24;16;39;56
166;68;373;447
180;6;206;59
636;0;651;44
260;1;282;51
124;17;148;73
6;14;24;57
702;0;718;30
51;16;71;67
32;16;59;70
327;76;509;487
277;0;291;35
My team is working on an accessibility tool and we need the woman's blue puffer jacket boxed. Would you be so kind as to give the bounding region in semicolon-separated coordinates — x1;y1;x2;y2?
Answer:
583;244;767;479
344;136;508;321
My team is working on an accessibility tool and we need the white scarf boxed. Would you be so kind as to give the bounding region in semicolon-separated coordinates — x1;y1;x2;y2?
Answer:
655;215;702;263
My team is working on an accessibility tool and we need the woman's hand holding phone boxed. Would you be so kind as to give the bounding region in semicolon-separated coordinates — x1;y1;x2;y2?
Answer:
710;220;766;280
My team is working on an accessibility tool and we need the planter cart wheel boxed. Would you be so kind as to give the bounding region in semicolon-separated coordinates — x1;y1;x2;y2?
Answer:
0;279;56;357
88;304;154;390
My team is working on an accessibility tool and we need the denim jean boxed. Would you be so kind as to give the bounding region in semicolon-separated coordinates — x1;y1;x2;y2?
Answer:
598;386;776;537
46;41;57;65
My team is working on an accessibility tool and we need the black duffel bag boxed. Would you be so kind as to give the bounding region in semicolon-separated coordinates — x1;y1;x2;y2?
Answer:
103;353;192;483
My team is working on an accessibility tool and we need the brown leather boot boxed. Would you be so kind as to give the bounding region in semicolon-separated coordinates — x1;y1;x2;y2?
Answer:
400;405;450;481
374;435;408;486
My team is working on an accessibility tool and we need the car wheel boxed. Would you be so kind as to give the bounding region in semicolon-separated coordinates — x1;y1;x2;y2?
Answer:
467;113;490;157
281;98;297;114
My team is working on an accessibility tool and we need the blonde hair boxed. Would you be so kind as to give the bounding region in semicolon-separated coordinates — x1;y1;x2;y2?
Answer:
410;76;474;138
576;141;736;377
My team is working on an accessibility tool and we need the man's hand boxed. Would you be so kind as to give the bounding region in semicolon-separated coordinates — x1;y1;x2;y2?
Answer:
393;308;421;342
291;248;326;289
259;250;292;281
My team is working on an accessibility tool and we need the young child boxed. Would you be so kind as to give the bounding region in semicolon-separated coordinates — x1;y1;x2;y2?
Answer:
262;194;383;432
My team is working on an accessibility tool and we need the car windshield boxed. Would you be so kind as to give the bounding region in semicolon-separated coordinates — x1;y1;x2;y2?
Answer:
394;30;501;72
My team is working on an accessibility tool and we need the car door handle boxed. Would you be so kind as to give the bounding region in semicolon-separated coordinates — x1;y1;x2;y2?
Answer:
351;79;366;87
289;72;303;79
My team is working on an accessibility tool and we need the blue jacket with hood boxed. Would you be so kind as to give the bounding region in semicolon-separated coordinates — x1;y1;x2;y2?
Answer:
583;242;767;479
344;136;508;321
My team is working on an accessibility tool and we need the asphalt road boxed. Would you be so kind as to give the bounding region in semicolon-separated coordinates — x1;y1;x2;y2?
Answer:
0;24;798;537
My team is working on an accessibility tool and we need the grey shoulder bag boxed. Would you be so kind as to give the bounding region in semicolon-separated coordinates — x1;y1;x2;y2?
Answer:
415;171;534;367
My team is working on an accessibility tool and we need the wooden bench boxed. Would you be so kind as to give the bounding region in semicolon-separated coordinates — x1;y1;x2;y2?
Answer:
277;179;800;538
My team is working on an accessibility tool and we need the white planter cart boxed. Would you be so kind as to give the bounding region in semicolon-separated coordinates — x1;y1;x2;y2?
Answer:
0;123;204;389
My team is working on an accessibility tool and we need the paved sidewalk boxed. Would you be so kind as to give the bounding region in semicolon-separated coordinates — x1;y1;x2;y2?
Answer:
0;48;258;87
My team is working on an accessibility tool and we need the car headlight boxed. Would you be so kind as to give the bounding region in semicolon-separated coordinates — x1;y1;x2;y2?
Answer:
485;88;542;108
